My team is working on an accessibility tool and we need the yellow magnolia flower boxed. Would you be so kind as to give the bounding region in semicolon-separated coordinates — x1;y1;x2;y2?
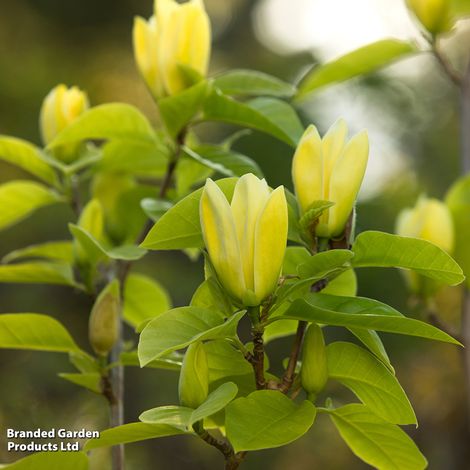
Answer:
133;0;211;98
396;196;454;253
200;174;288;306
40;84;89;145
292;120;369;238
406;0;450;35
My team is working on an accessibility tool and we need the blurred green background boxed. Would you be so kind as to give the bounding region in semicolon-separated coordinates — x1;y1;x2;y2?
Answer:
0;0;469;468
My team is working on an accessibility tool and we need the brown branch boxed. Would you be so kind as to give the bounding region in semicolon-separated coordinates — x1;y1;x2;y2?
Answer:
251;327;266;389
431;42;462;87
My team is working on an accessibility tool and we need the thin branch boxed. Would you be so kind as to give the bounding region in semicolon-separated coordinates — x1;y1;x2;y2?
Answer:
431;41;462;86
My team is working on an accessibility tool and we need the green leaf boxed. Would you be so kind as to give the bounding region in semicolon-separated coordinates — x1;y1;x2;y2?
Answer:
191;278;234;317
225;390;316;452
141;177;238;250
69;224;146;261
348;328;393;373
326;404;427;470
205;340;253;381
141;382;238;429
282;246;311;275
84;423;186;451
140;199;173;222
159;81;209;137
203;89;303;146
2;241;74;264
123;273;171;329
48;103;157;148
0;136;57;185
327;342;415;424
297;39;417;99
138;307;245;366
120;350;183;371
98;140;168;177
0;313;78;352
213;69;296;97
277;293;460;345
0;262;77;286
58;372;101;393
184;145;263;178
352;231;465;285
3;452;88;470
0;181;61;231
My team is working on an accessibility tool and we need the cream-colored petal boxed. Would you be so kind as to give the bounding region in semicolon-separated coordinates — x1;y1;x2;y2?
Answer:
396;208;422;239
253;186;288;304
292;125;323;214
200;179;245;301
230;173;270;291
327;130;369;237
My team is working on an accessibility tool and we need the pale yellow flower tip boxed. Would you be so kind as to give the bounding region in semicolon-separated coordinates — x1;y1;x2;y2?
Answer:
292;121;369;239
396;196;454;254
406;0;450;35
39;84;89;146
200;174;288;306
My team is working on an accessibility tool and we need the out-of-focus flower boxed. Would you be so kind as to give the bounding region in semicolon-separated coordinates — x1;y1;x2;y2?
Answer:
133;0;211;98
292;120;369;239
40;84;89;145
200;174;288;306
406;0;451;35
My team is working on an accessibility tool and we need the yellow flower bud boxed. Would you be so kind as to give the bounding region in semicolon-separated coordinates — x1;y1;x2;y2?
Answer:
39;84;89;145
292;120;369;239
133;0;211;98
406;0;451;35
301;323;328;400
200;174;288;307
178;342;209;408
396;196;454;253
396;196;454;295
89;280;120;356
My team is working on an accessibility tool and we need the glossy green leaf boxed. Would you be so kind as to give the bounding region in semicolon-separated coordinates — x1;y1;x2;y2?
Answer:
278;293;460;345
327;342;415;424
140;199;173;222
327;404;427;470
123;273;171;329
226;390;316;452
138;307;245;366
282;246;310;275
297;40;417;99
0;181;61;231
205;340;252;381
159;81;209;137
2;241;74;264
69;224;146;261
348;328;393;373
119;350;183;371
141;382;238;429
203;89;303;146
48;103;157;148
352;231;465;285
0;313;78;352
84;423;186;450
58;373;101;393
191;278;234;317
0;262;76;286
0;136;57;185
184;145;263;178
3;452;89;470
213;69;296;97
98;140;168;177
141;177;237;250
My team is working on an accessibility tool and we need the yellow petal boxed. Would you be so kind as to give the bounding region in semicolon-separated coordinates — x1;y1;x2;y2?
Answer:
421;199;454;253
292;125;323;214
396;207;422;239
230;173;270;291
327;130;369;237
253;186;288;304
200;179;245;301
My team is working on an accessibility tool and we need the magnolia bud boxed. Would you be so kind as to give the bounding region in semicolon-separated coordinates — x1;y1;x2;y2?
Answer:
89;280;120;356
178;342;209;408
39;84;89;162
301;324;328;400
406;0;451;35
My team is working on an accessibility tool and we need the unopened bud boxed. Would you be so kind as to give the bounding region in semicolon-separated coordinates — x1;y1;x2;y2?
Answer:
89;280;120;356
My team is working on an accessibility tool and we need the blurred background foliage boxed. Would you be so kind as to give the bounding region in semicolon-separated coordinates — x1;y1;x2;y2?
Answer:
0;0;469;468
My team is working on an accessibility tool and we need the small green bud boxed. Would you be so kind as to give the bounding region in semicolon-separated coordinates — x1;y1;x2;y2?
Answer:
178;342;209;409
301;324;328;400
89;280;120;356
